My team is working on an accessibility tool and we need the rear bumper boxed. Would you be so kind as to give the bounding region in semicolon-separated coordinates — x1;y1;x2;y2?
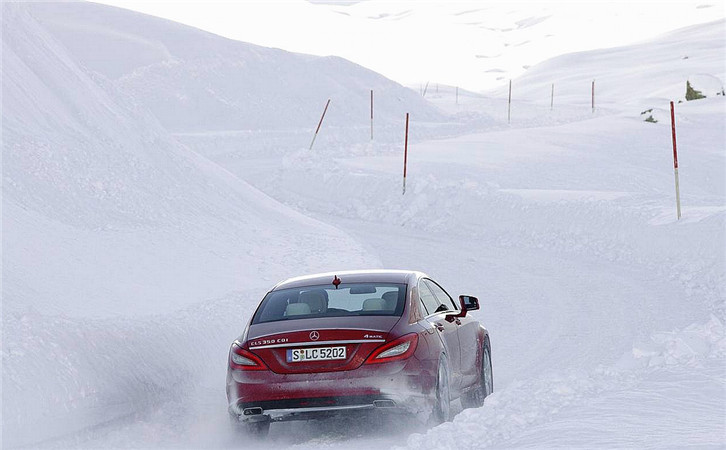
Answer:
235;400;407;423
227;356;435;422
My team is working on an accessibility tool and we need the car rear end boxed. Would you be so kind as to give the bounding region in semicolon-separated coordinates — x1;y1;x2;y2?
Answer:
226;275;436;425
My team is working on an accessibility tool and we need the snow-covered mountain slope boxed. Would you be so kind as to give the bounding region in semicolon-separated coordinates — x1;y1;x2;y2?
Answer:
2;4;378;446
419;19;726;127
27;1;443;133
489;19;726;108
3;3;376;317
337;0;725;92
95;0;725;92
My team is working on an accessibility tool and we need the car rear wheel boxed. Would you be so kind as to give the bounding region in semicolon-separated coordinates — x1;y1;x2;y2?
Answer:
461;341;493;409
430;354;451;424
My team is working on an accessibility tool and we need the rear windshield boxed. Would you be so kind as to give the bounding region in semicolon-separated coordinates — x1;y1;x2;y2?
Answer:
252;283;407;324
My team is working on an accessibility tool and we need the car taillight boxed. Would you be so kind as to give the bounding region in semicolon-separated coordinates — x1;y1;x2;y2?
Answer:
365;333;418;364
229;343;267;370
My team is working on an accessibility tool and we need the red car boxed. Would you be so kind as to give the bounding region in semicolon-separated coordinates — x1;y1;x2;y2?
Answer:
226;270;493;436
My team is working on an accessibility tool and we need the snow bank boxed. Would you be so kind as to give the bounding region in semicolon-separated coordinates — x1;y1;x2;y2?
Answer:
620;315;726;369
2;289;271;448
401;314;725;450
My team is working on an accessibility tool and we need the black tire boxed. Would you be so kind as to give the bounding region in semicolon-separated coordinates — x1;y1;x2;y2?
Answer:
461;341;493;409
483;342;494;396
430;354;451;425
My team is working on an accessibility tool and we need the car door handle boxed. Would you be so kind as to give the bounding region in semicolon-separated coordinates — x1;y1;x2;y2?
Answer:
433;322;446;332
454;318;461;325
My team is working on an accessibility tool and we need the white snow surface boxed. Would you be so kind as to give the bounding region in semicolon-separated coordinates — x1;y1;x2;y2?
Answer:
27;1;444;133
93;0;725;92
2;2;725;449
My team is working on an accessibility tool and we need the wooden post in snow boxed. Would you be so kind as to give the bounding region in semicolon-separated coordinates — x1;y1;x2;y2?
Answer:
507;79;512;124
423;81;430;97
370;89;374;141
551;83;554;110
670;101;682;219
456;86;459;105
309;98;330;150
591;80;595;113
403;113;409;195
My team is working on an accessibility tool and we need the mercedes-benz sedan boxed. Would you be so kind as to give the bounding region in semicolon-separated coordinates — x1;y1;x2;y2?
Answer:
226;270;493;437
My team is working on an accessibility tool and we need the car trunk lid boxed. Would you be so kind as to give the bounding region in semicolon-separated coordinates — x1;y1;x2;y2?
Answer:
245;316;400;374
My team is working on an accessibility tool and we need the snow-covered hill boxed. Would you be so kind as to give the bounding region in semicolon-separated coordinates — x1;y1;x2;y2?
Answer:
2;3;377;317
28;2;443;133
95;0;725;92
2;4;378;446
489;19;726;108
2;2;724;449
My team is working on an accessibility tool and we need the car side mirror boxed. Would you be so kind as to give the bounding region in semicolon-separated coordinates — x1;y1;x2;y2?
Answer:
460;295;479;311
445;295;473;321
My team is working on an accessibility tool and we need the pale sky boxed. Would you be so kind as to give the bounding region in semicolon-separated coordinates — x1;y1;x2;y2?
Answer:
91;1;724;91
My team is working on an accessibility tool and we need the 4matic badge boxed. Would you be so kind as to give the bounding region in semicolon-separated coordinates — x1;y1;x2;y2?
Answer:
363;333;383;339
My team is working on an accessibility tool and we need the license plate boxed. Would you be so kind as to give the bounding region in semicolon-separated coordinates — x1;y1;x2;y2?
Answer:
286;346;346;363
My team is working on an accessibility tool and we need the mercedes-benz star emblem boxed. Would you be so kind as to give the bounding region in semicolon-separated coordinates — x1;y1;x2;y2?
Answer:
309;330;320;341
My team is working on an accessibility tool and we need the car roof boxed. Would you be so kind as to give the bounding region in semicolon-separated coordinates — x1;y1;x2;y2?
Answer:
272;269;425;290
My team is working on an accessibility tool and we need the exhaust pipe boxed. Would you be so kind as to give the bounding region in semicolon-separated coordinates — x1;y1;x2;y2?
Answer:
373;400;396;408
243;407;264;416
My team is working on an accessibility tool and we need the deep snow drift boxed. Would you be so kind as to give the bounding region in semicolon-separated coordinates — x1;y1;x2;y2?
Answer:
2;2;725;449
